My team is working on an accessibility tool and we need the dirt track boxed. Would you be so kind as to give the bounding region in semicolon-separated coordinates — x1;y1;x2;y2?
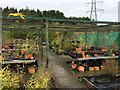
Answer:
46;49;87;88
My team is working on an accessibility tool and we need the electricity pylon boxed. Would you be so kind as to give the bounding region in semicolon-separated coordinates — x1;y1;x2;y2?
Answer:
86;0;104;21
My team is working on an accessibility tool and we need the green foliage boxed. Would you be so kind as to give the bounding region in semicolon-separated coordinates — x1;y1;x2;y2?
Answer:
25;65;51;89
102;60;118;76
0;67;20;90
63;40;72;51
8;31;27;39
0;65;52;89
2;6;90;20
3;6;17;16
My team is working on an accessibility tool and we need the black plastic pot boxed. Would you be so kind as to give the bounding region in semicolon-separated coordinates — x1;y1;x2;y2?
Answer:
76;54;83;58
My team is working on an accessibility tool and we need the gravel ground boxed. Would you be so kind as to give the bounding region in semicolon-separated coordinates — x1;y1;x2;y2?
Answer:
46;49;87;89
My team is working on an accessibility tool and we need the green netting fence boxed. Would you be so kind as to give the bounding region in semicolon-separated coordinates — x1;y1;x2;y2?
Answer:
76;31;119;49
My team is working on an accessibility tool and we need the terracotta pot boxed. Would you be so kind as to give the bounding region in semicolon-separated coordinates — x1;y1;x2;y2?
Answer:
101;48;107;52
77;66;84;72
28;66;36;74
0;56;4;61
100;66;104;70
85;54;89;58
81;51;85;58
94;66;99;70
3;57;6;60
14;56;20;59
112;53;115;56
89;67;94;71
72;64;77;69
94;54;98;57
4;44;9;49
25;54;33;59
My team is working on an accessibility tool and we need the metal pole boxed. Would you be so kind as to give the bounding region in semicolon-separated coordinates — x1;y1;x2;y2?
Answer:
45;20;49;68
0;7;2;88
40;31;43;60
85;32;87;48
0;8;2;49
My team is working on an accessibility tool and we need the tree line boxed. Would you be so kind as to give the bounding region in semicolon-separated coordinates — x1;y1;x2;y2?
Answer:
2;6;90;20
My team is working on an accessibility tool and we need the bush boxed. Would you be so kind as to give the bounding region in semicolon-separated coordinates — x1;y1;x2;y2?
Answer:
0;66;20;90
25;65;52;89
102;59;118;77
0;65;52;89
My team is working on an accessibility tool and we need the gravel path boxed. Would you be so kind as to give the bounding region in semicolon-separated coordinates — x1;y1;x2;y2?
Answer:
48;50;87;88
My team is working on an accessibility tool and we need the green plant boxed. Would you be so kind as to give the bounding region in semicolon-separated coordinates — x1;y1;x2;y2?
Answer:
63;40;72;51
102;60;118;77
25;65;52;89
0;66;20;90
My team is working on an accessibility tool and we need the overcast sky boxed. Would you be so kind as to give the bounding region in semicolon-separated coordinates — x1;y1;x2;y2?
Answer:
0;0;119;21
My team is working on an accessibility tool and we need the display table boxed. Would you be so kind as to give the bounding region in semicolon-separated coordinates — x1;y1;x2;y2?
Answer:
77;56;118;61
1;59;36;64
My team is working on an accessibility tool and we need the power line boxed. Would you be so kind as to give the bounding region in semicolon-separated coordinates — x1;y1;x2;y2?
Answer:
86;0;104;21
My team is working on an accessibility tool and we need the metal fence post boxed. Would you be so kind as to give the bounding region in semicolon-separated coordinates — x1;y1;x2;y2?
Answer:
85;32;87;48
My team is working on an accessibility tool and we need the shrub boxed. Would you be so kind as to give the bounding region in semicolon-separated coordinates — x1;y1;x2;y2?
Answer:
102;59;118;77
25;65;52;89
0;66;20;90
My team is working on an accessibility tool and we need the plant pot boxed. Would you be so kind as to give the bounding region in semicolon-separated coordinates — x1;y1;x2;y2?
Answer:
85;54;89;58
77;66;85;72
0;56;4;61
64;51;68;55
94;66;99;71
101;48;107;52
28;66;36;74
76;54;82;58
25;53;34;59
3;56;6;60
89;67;94;71
94;54;98;57
76;48;82;53
4;44;9;49
14;56;20;59
81;51;85;58
72;64;77;69
100;66;104;70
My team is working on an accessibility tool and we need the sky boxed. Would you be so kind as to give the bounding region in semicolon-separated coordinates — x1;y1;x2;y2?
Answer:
0;0;119;21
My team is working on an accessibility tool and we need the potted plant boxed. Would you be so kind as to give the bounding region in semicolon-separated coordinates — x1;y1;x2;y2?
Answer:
14;52;20;59
28;66;36;74
25;51;34;60
77;66;85;72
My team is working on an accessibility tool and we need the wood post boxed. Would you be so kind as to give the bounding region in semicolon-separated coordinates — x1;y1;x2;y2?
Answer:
45;20;49;68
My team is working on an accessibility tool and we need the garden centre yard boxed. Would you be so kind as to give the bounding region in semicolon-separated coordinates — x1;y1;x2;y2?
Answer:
0;12;119;89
